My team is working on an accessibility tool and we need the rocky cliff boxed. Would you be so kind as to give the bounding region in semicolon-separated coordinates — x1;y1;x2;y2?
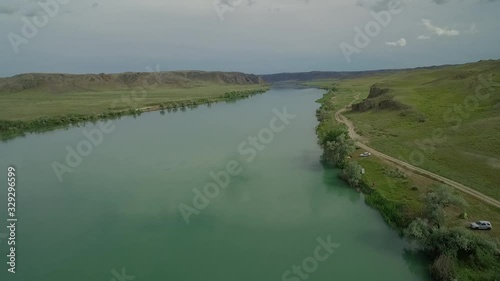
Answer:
352;85;409;112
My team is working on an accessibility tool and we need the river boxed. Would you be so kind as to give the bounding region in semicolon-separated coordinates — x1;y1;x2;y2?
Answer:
0;88;430;281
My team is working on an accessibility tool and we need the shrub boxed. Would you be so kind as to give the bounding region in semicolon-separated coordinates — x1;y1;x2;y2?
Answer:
430;254;456;281
383;167;407;179
424;185;467;208
319;128;348;147
321;133;354;168
341;161;363;188
423;185;468;227
404;214;500;280
365;190;408;228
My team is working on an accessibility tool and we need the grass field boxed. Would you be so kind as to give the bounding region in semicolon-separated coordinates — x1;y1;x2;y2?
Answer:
308;60;500;201
308;60;500;236
0;73;268;140
0;83;267;121
312;70;500;280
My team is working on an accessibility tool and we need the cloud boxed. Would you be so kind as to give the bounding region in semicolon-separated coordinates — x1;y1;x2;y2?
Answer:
356;0;410;12
465;23;478;34
218;0;255;8
356;0;392;11
386;38;407;47
417;35;431;40
422;19;459;36
92;2;100;9
432;0;500;4
1;2;51;17
0;4;19;15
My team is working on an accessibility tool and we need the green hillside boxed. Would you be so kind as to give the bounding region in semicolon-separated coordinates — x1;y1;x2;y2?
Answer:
0;71;268;139
0;71;266;120
310;60;500;200
309;60;500;281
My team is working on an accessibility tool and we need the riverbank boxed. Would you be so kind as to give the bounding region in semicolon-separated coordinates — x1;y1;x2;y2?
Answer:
0;87;432;281
314;86;500;281
0;87;268;140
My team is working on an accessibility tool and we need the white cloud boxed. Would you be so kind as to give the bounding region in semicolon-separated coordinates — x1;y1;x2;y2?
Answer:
422;19;460;36
417;35;431;40
386;38;407;47
1;0;500;76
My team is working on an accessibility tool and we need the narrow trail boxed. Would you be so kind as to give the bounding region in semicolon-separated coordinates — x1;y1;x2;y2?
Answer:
335;95;500;209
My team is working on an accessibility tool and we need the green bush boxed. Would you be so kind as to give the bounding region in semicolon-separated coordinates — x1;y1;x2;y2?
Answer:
422;185;468;227
365;189;409;228
404;216;500;281
220;89;267;100
321;133;355;168
341;161;363;188
430;254;456;281
319;128;348;147
382;167;407;179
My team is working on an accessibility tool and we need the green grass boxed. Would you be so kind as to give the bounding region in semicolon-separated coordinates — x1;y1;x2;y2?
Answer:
0;83;268;121
0;81;269;139
314;70;500;236
310;60;500;201
314;76;500;280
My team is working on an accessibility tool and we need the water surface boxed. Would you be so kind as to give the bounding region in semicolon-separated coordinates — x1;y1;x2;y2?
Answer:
0;88;430;281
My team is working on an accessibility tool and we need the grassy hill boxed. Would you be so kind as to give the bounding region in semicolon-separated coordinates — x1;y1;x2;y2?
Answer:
0;71;266;120
309;60;500;201
260;69;399;83
0;71;268;139
308;60;500;281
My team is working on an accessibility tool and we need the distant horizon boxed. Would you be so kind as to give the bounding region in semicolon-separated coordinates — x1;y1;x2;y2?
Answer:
2;57;499;79
2;0;500;78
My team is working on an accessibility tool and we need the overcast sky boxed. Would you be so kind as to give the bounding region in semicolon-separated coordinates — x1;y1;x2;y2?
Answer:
0;0;499;77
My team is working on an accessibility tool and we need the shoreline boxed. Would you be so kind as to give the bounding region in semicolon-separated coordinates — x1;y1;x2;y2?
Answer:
314;85;500;281
0;87;269;141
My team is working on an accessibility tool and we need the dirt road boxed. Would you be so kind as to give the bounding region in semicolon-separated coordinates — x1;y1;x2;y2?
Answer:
335;95;500;209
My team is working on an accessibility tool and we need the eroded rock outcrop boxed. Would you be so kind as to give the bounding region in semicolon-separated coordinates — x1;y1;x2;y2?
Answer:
352;84;409;112
0;71;265;93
